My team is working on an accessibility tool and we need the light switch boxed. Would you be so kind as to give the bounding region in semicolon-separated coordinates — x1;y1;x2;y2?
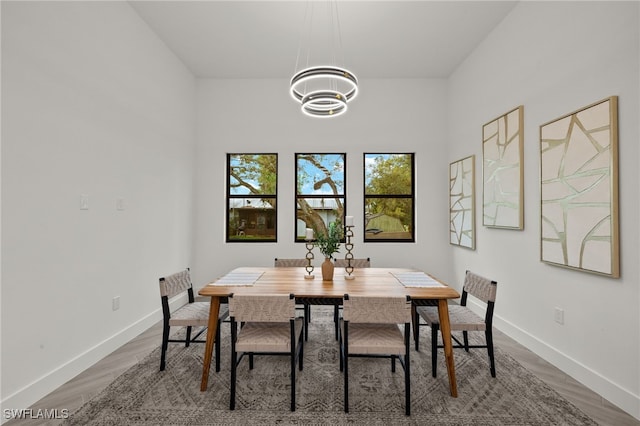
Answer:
116;198;125;211
80;195;89;210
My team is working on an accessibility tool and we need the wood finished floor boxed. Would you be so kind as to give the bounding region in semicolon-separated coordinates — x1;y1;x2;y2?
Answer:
6;317;639;426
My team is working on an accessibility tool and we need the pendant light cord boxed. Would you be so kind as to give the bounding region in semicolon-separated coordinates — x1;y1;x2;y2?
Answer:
290;0;358;118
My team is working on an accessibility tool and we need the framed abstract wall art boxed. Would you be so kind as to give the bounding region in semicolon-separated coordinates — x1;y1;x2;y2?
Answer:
482;105;524;229
450;155;475;250
539;96;619;277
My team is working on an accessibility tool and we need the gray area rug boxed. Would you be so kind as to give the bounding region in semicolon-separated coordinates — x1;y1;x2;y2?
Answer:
64;308;597;425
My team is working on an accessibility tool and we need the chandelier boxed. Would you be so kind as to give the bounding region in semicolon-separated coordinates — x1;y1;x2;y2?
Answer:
290;1;359;118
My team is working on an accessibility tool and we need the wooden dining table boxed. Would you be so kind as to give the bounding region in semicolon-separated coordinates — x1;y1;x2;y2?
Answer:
198;266;461;397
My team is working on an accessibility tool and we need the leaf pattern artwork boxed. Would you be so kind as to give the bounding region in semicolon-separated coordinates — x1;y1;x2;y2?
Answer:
540;97;619;277
483;106;524;229
450;155;475;249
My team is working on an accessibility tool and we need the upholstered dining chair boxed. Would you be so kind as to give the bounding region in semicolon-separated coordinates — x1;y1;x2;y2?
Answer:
333;257;371;268
229;293;304;411
339;294;412;416
158;268;229;372
413;270;498;378
332;258;371;339
274;258;310;340
274;258;309;267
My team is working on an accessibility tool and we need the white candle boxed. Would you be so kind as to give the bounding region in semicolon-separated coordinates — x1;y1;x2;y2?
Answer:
305;228;314;240
345;216;354;227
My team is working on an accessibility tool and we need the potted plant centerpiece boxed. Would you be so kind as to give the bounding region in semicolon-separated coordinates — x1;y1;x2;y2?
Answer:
314;220;342;281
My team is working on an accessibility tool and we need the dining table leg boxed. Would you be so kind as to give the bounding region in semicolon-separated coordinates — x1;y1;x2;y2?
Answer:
437;299;458;397
200;296;220;392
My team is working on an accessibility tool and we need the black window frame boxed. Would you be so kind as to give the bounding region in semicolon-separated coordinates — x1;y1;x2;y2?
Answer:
226;153;278;243
294;153;347;243
363;152;415;243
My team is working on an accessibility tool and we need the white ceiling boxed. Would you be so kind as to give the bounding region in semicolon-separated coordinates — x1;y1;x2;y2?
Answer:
129;1;517;79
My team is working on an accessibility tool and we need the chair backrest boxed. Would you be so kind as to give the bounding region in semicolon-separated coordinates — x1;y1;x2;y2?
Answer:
274;258;308;267
159;268;193;300
334;257;371;268
462;270;497;303
342;295;411;324
229;293;296;322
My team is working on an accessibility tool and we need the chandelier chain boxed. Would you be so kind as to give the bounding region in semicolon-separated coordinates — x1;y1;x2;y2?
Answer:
290;0;358;118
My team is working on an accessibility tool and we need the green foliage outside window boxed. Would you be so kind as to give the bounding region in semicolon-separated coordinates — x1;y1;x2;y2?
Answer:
364;153;415;242
227;154;277;242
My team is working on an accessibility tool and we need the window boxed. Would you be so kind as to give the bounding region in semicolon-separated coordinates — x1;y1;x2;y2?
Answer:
227;154;277;242
364;153;415;242
295;153;346;242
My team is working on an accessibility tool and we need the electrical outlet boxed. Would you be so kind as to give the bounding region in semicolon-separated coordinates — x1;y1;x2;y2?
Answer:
112;296;120;311
554;307;564;324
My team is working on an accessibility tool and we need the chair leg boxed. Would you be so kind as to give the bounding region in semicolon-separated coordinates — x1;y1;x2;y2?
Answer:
413;310;420;351
405;327;411;416
391;356;396;373
291;321;305;411
431;324;439;378
215;319;222;373
343;349;349;413
304;304;310;341
334;306;339;340
185;326;192;347
343;322;349;413
230;354;236;410
486;329;496;377
405;360;411;415
339;333;344;372
160;322;170;371
463;330;470;352
290;347;296;411
230;322;237;410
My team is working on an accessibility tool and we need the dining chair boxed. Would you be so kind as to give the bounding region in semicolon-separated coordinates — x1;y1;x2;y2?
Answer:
339;294;412;416
413;270;498;377
332;258;371;339
333;257;371;268
229;293;304;411
158;268;229;372
274;258;310;340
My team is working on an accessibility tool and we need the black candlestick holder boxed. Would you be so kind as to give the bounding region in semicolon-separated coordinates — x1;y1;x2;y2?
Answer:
304;239;315;279
344;225;355;280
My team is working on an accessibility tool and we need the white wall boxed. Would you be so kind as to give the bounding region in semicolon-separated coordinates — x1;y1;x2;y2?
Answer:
2;0;638;422
1;2;196;412
192;78;451;286
447;1;639;419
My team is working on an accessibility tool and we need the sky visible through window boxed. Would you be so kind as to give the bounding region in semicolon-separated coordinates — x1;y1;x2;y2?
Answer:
297;154;344;196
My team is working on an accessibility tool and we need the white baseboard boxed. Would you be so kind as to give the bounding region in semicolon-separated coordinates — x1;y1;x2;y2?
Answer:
491;309;640;421
0;297;184;425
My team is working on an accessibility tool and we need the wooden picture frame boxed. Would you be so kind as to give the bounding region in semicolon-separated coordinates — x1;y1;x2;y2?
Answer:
539;96;619;277
482;106;524;229
450;155;475;250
